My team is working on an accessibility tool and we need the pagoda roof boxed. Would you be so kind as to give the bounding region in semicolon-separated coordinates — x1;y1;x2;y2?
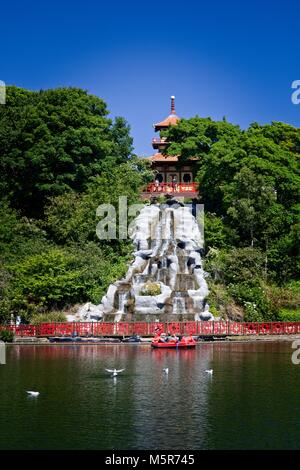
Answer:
154;96;180;131
154;114;180;131
145;153;199;162
144;152;199;162
146;153;179;162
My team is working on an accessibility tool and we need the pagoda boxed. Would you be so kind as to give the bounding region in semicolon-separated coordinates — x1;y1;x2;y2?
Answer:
142;96;199;198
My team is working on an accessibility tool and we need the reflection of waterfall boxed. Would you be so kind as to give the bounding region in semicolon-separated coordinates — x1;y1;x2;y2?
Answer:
87;200;215;322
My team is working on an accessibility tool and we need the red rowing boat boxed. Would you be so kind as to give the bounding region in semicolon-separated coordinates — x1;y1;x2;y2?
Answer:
151;335;196;349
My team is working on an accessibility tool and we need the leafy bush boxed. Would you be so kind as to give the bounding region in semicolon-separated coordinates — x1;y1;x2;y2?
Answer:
43;160;148;245
30;312;67;325
278;308;300;322
204;213;236;249
7;242;131;315
0;329;14;342
228;283;275;319
205;280;230;316
243;302;264;322
140;282;161;296
264;283;300;315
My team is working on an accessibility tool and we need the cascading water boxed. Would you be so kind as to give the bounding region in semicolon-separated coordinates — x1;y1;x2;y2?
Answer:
172;292;187;315
117;291;128;313
77;199;215;322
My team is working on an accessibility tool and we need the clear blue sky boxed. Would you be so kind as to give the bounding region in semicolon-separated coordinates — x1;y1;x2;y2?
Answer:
1;0;300;155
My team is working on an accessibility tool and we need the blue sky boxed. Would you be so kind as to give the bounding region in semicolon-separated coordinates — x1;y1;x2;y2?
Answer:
1;0;300;155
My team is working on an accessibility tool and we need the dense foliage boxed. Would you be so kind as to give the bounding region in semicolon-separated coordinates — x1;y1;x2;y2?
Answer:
0;328;14;342
1;88;299;323
163;118;300;320
0;86;134;217
0;87;151;323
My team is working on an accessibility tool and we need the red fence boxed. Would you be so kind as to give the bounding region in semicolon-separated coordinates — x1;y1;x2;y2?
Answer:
2;321;300;337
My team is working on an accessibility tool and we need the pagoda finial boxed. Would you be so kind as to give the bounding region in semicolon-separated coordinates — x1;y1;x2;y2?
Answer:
171;95;175;114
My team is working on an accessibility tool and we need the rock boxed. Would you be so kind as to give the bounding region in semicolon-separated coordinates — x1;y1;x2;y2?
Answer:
150;263;158;276
76;302;104;322
199;311;214;321
167;255;178;290
195;248;205;257
177;241;186;249
133;249;153;259
192;268;209;297
83;202;211;322
173;207;204;247
101;284;117;313
124;256;148;282
66;314;76;322
128;205;160;246
199;304;214;321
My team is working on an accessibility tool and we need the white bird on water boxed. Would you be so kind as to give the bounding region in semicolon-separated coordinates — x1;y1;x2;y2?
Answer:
26;391;40;397
105;368;125;377
163;368;169;374
205;369;213;375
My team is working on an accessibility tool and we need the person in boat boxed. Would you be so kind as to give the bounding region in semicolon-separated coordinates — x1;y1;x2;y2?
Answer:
186;334;194;343
158;333;166;343
165;332;173;342
165;332;178;342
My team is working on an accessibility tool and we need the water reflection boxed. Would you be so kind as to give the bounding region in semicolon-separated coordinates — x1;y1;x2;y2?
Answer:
0;342;299;449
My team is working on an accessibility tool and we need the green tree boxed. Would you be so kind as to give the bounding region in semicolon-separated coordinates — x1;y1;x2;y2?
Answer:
164;117;300;319
224;167;283;249
0;87;134;216
43;159;149;245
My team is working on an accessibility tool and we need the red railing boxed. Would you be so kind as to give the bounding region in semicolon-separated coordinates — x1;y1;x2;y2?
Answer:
1;321;300;337
152;138;170;147
152;138;168;144
144;182;199;194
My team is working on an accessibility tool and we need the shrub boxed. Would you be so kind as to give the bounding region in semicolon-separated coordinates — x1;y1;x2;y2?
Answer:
30;312;67;325
264;283;300;316
208;304;220;318
243;302;264;322
0;329;14;342
278;308;300;322
204;213;236;249
228;282;276;320
205;281;230;316
7;243;130;314
140;282;161;296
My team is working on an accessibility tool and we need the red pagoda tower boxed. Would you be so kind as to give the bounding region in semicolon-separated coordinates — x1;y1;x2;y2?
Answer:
142;96;199;198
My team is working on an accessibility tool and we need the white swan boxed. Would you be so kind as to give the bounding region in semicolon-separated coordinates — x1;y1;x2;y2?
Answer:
26;391;40;397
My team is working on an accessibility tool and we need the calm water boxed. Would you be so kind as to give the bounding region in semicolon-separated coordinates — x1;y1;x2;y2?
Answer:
0;341;299;450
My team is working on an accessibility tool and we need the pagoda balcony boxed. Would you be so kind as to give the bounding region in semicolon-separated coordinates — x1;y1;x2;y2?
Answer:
152;137;170;149
141;182;199;198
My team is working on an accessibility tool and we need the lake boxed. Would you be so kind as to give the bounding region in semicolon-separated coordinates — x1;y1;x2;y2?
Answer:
0;341;299;450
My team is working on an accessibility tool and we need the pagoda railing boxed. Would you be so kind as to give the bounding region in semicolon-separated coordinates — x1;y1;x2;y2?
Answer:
152;138;169;145
144;182;199;194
